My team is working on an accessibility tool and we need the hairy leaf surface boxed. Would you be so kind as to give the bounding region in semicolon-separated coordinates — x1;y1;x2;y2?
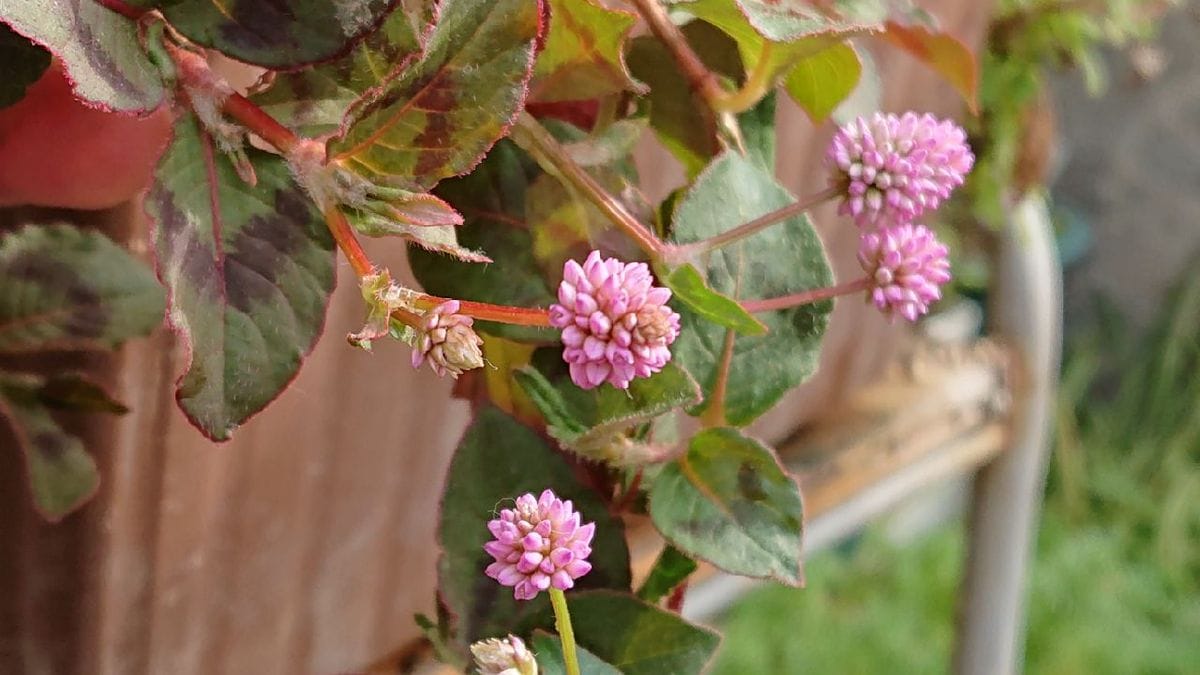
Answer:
147;113;336;441
330;0;542;188
0;224;164;352
149;0;394;68
670;154;832;425
0;0;164;112
250;0;433;136
649;427;804;583
530;0;645;102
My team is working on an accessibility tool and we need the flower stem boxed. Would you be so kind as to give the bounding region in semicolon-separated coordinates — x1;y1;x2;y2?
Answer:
409;294;552;328
512;112;664;258
628;0;727;111
549;588;582;675
740;277;871;313
666;186;840;263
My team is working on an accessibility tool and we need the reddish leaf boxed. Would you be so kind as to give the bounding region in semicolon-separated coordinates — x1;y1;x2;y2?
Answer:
329;0;544;190
883;20;979;112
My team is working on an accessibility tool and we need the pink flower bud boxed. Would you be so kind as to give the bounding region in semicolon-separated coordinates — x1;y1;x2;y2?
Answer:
484;489;595;601
549;251;681;390
411;300;484;377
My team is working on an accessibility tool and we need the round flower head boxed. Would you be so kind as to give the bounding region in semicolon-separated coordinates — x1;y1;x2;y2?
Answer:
470;634;538;675
549;250;681;390
858;223;952;322
411;300;484;378
484;489;595;601
827;112;974;228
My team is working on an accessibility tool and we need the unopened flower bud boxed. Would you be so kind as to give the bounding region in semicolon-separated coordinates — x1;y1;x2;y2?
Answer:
549;251;681;390
411;300;484;377
470;634;538;675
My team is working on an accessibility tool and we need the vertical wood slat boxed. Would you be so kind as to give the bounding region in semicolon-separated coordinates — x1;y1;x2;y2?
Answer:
0;3;992;672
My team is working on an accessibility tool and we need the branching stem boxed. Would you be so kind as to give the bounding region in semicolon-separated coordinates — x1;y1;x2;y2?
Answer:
513;112;664;257
740;277;871;313
666;186;840;263
627;0;728;110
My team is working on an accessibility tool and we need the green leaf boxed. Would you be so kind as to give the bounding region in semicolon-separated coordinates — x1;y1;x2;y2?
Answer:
530;0;646;102
0;0;165;112
783;41;862;122
408;141;557;342
0;224;165;352
147;113;336;441
0;375;99;521
676;0;875;94
739;90;777;170
670;153;833;426
438;407;631;645
533;631;623;675
250;0;432;136
561;119;648;168
649;427;804;584
0;22;50;109
149;0;394;68
663;264;767;336
551;590;721;674
882;20;978;112
33;374;129;414
514;360;701;454
636;544;698;603
329;0;542;189
626;21;742;177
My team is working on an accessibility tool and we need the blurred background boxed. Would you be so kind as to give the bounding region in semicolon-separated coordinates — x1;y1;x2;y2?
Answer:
714;2;1200;672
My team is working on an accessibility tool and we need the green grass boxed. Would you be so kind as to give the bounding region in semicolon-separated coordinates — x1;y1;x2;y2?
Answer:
712;267;1200;674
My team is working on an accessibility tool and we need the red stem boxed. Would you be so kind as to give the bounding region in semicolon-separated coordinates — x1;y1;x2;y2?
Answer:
223;93;301;154
411;294;552;328
322;207;375;278
94;0;146;20
740;277;871;314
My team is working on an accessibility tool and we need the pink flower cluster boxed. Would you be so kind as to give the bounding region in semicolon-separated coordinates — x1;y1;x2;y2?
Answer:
549;251;680;390
411;300;484;377
484;489;595;601
827;112;974;229
858;223;952;322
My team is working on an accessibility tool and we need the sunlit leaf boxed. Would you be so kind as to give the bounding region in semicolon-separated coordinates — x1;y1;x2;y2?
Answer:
784;41;862;122
530;0;646;102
